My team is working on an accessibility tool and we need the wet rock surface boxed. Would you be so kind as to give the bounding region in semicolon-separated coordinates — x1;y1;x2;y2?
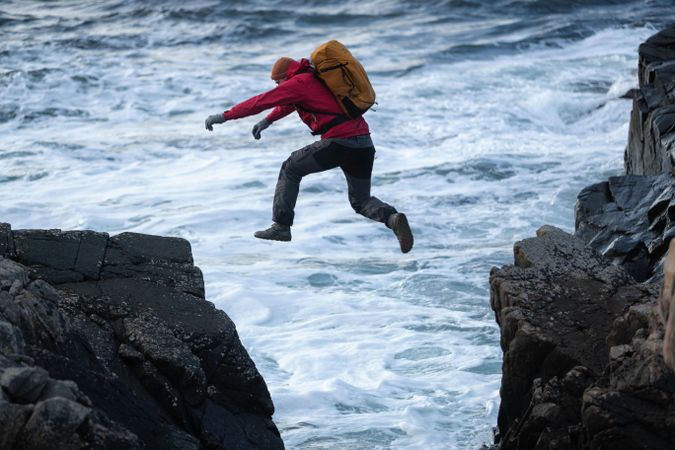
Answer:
625;26;675;176
579;25;675;284
490;26;675;450
0;224;284;450
576;174;675;282
491;226;674;449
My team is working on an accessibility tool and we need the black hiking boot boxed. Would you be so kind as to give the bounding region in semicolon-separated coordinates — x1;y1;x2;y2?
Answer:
387;213;413;253
254;223;291;242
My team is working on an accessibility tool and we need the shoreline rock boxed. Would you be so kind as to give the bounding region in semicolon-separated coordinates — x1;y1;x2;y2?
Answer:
0;224;284;449
489;26;675;449
625;27;675;176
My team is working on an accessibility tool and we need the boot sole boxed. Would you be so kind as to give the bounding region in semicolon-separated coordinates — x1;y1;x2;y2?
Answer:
254;232;291;242
392;213;413;253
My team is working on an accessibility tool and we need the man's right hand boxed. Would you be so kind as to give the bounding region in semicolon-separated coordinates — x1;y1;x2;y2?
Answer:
252;118;271;140
205;114;226;131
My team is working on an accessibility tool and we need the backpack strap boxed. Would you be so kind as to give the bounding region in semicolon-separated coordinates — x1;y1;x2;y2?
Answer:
295;105;351;136
310;115;351;136
318;62;348;73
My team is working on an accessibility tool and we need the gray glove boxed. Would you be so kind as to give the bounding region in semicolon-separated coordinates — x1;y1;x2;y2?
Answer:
205;113;226;131
252;118;271;140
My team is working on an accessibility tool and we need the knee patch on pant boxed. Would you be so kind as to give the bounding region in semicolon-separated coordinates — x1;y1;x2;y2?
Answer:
280;157;299;180
349;194;369;213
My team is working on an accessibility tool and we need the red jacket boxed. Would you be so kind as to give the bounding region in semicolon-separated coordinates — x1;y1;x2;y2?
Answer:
222;58;370;139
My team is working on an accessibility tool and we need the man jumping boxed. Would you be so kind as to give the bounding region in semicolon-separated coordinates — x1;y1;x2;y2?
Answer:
204;56;413;253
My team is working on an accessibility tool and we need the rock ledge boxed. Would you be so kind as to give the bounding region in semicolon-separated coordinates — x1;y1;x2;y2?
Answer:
489;26;675;450
0;223;284;450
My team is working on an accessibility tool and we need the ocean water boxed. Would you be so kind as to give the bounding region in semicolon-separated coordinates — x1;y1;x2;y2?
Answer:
2;1;674;448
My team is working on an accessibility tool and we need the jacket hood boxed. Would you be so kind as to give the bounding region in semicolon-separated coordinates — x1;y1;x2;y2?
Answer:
286;58;312;79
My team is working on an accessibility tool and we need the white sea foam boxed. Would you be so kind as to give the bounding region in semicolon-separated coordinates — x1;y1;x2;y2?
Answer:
0;1;667;447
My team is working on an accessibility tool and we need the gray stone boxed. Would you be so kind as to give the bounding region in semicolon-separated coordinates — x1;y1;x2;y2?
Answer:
80;409;143;450
530;402;562;423
582;377;675;450
39;378;88;404
493;25;675;450
208;334;276;416
575;181;610;230
6;386;143;450
13;229;80;281
124;312;206;406
76;232;109;279
62;277;236;353
0;281;71;348
490;227;650;449
608;344;633;361
561;366;592;398
0;320;25;355
638;27;675;84
0;226;284;449
118;343;144;363
192;400;284;450
0;366;49;404
197;399;256;450
626;26;675;176
17;397;90;450
135;359;183;416
0;399;33;449
575;173;674;281
101;232;204;297
111;232;193;264
607;302;654;347
12;229;108;284
0;257;29;291
150;425;200;450
0;223;13;257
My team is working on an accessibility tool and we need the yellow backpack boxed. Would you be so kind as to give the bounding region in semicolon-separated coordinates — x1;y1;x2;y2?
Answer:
310;40;376;118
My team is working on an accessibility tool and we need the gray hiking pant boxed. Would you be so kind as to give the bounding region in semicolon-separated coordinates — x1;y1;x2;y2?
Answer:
273;135;397;227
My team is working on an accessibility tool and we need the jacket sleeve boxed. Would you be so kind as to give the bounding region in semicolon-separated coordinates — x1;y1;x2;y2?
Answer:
266;105;295;123
222;78;305;121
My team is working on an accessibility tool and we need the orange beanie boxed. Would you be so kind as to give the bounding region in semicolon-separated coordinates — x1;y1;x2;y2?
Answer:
271;57;295;81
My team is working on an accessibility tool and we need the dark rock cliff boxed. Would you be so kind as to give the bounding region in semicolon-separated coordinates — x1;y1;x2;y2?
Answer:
0;224;284;449
625;27;675;176
489;26;675;450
